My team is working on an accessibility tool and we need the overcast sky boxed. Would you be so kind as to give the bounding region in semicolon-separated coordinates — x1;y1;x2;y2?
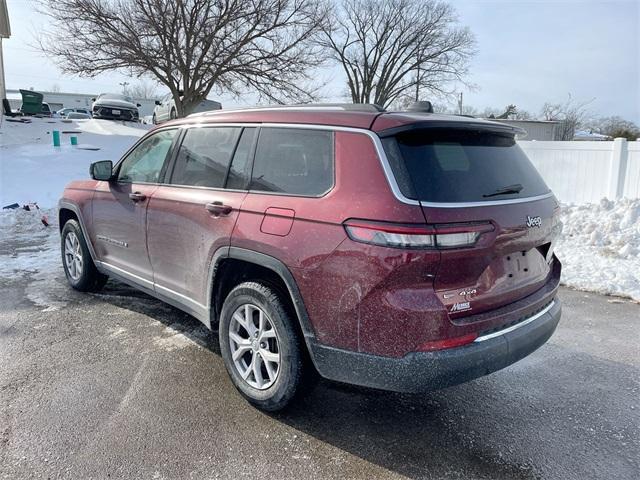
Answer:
3;0;639;122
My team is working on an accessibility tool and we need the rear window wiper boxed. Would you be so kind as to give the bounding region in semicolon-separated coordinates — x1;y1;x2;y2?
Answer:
482;183;523;198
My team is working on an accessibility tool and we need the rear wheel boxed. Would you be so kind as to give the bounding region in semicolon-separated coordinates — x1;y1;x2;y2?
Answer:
219;282;304;411
61;220;108;292
170;107;177;120
152;113;157;125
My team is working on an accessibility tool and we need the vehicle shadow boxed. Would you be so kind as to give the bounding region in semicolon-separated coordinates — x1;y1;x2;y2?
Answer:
88;279;637;480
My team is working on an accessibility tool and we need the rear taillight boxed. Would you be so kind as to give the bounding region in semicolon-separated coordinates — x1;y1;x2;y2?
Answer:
344;220;493;249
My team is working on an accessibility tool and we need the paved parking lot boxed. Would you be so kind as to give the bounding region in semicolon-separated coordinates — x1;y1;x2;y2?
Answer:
0;268;638;479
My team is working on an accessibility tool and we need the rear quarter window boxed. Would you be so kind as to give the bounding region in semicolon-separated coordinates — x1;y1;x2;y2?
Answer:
250;128;334;196
382;128;550;203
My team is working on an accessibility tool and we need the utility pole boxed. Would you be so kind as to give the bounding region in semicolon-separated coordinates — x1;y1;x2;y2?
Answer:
415;64;420;102
458;92;463;115
119;81;130;95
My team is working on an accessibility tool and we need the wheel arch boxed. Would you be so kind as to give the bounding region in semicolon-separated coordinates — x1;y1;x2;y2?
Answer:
58;201;98;261
209;247;317;349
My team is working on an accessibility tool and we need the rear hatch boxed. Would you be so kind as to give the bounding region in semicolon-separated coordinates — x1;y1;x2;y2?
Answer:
380;123;562;318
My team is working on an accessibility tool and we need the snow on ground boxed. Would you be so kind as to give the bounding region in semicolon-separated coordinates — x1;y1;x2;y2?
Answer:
556;198;640;302
1;118;150;310
1;117;151;208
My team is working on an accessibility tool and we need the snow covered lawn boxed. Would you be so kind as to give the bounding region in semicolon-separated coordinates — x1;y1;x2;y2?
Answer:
1;117;639;305
1;117;151;208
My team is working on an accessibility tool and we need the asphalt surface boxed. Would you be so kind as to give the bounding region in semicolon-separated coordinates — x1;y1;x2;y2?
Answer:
0;260;638;479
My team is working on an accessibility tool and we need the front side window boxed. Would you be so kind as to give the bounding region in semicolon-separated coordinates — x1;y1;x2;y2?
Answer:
170;127;241;188
117;129;177;183
250;128;334;196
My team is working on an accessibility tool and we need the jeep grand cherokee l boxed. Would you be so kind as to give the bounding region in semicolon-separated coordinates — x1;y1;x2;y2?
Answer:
58;104;562;411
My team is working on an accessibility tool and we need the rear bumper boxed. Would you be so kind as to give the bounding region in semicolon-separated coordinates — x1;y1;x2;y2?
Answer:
309;299;561;393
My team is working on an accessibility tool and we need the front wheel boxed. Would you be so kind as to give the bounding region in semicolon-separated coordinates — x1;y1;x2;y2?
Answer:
219;282;305;411
152;113;157;125
170;107;177;120
61;220;108;292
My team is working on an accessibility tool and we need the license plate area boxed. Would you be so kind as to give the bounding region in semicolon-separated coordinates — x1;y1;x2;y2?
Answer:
112;109;121;115
504;248;550;279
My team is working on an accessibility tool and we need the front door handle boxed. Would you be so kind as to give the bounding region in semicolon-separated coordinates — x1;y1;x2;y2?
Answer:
129;192;147;202
205;201;233;217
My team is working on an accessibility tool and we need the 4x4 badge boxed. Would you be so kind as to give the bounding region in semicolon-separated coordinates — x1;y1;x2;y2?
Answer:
526;215;542;228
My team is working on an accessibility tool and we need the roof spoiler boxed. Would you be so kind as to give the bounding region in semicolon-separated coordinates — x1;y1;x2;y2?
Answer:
377;120;527;138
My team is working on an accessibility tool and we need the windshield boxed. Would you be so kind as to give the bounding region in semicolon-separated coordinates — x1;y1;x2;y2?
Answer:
382;128;550;203
99;93;133;103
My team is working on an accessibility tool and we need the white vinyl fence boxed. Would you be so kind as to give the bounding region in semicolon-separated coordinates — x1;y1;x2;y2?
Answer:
518;138;640;204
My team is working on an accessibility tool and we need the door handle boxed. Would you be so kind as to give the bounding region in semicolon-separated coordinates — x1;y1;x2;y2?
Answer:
205;201;233;216
129;192;147;202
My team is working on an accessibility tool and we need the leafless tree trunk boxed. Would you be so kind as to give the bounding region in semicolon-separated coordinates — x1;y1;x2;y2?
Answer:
39;0;328;116
320;0;475;109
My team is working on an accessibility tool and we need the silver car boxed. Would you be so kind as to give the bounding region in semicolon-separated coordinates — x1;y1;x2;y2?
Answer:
153;93;221;124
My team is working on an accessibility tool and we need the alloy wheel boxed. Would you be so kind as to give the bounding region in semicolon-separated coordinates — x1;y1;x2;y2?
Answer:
64;231;83;281
229;303;280;390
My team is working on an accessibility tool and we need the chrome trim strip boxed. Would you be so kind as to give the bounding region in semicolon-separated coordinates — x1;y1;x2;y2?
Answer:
95;261;155;289
473;301;555;343
419;192;554;208
154;282;208;313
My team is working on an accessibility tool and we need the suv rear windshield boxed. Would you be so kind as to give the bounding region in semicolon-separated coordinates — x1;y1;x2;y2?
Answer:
382;128;550;203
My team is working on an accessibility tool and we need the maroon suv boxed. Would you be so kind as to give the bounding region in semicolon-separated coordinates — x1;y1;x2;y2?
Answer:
58;104;562;410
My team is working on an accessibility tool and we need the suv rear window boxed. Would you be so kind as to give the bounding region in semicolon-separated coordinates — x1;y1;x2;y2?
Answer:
250;128;334;196
382;129;550;203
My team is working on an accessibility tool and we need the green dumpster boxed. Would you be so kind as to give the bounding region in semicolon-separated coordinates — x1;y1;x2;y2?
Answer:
19;89;44;116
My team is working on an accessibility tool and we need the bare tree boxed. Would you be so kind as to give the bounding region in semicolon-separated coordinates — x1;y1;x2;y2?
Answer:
129;80;160;100
320;0;475;109
541;94;594;140
39;0;328;116
589;116;640;141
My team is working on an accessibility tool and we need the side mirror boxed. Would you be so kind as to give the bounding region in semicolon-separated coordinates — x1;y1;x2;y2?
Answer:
90;160;113;181
154;100;161;106
91;98;96;102
136;103;142;107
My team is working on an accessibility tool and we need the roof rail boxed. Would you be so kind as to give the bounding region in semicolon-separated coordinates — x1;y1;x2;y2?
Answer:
188;103;386;118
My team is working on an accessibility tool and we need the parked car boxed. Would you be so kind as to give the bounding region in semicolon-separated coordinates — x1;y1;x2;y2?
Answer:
92;93;140;121
152;93;221;124
19;101;52;117
57;107;92;118
58;104;562;411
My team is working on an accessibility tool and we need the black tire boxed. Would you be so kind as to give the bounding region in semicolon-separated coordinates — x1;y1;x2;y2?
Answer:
219;281;305;411
152;113;157;125
61;219;108;292
170;107;177;120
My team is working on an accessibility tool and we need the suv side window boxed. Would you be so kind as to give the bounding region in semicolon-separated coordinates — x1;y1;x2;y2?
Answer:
250;128;334;196
117;129;177;183
171;127;241;188
226;128;257;190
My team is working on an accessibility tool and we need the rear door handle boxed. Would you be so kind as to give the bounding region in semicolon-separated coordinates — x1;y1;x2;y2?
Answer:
205;201;233;216
129;192;147;202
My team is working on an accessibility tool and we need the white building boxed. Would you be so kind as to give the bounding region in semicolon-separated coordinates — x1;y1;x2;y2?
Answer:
485;119;560;141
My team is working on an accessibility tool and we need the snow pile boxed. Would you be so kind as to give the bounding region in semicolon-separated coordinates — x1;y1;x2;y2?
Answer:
1;117;151;208
557;198;640;302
